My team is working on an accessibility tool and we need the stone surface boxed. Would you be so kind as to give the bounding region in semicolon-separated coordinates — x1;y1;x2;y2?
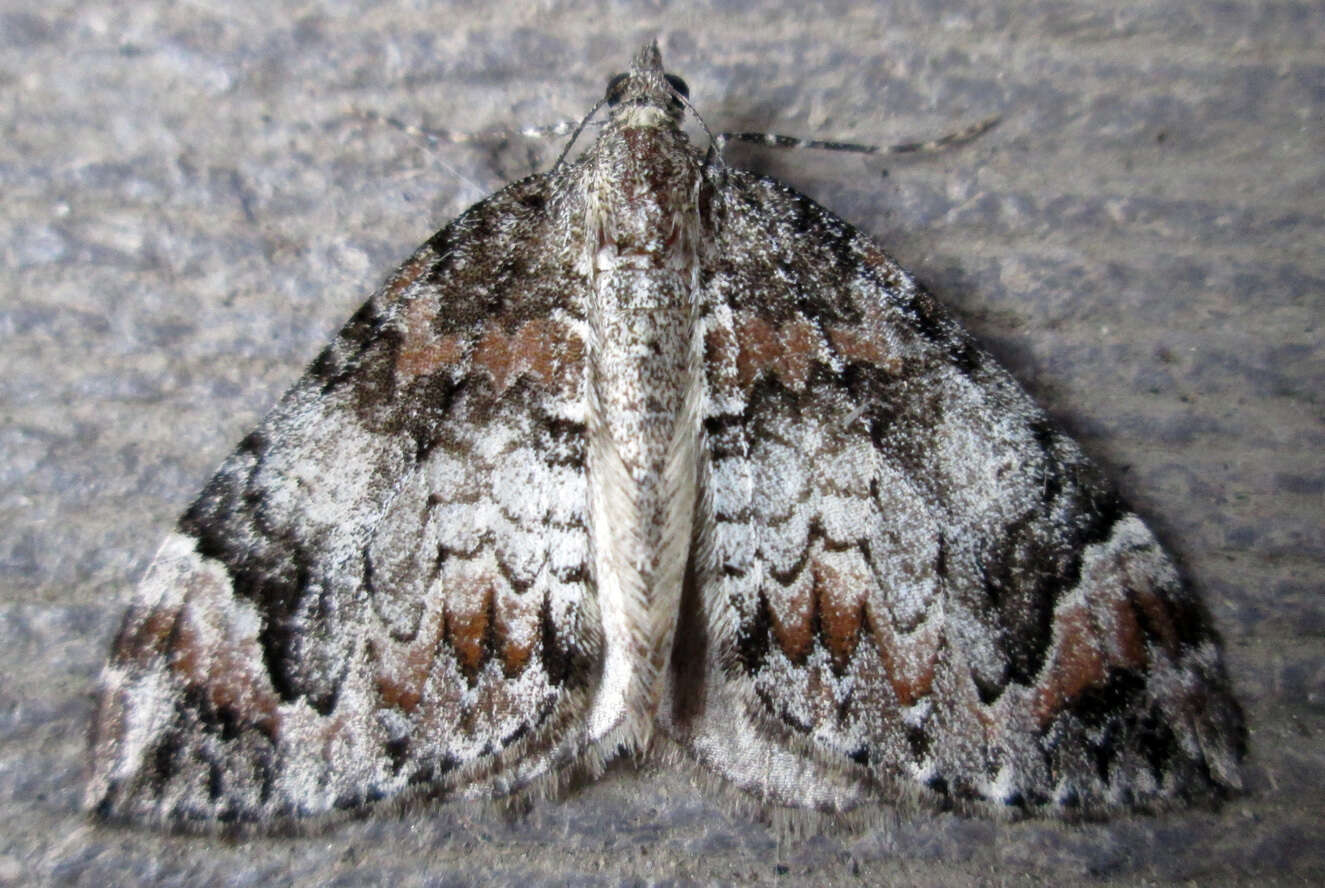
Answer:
1;1;1320;885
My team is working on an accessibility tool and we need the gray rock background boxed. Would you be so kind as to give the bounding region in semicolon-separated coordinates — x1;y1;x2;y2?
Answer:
1;1;1320;885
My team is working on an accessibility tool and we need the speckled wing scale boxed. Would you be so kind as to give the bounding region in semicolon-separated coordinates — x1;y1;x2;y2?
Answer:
88;43;1244;828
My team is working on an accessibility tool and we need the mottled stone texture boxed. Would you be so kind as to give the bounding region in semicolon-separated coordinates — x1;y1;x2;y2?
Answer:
0;1;1319;885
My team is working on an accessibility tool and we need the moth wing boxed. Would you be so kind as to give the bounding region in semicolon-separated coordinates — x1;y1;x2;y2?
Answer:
663;171;1244;815
88;175;603;826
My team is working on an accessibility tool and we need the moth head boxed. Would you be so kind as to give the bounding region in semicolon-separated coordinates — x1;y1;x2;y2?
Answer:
603;42;690;121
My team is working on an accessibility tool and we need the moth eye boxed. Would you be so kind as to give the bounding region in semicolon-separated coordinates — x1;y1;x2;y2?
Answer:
665;74;689;99
605;73;629;105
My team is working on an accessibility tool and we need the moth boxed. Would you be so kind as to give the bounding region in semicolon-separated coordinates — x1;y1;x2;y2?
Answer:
88;43;1244;828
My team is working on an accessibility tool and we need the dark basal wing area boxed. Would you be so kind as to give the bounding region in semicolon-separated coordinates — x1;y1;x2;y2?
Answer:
88;175;605;825
688;172;1244;815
